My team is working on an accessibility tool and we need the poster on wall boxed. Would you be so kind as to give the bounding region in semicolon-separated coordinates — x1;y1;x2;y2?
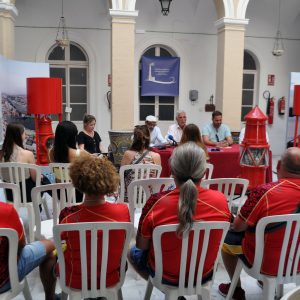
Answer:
286;72;300;145
0;54;49;153
141;56;180;96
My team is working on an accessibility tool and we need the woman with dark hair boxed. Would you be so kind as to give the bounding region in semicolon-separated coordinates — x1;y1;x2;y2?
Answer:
49;121;89;163
129;142;230;285
77;114;105;154
0;123;37;201
180;123;209;159
49;121;90;202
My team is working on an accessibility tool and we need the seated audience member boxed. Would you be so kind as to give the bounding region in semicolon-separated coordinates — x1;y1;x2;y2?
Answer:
239;126;270;144
58;155;130;289
0;123;39;202
180;123;209;159
121;125;161;201
49;121;90;202
0;202;56;300
166;110;187;144
219;147;300;300
77;114;106;154
145;115;167;147
129;142;231;284
202;111;233;147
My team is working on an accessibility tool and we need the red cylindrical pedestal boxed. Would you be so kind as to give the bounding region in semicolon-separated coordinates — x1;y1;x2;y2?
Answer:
240;165;266;190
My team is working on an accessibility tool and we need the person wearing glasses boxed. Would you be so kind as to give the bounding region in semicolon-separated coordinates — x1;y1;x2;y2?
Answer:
202;111;233;147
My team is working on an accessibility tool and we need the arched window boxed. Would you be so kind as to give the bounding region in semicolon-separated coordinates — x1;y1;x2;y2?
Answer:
241;51;258;121
46;43;88;121
139;45;176;121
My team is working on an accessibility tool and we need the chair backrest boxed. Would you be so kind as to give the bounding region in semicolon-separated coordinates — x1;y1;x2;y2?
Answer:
119;164;162;202
151;221;229;295
0;182;22;211
0;228;27;299
0;162;42;203
127;178;175;222
201;178;249;211
251;214;300;284
53;222;133;299
31;182;76;240
203;163;214;180
48;163;71;183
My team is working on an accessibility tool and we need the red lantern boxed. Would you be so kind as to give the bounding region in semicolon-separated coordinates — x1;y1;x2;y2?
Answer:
27;78;62;165
240;106;270;189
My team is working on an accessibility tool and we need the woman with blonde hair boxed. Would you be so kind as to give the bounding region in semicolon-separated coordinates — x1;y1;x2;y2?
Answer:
180;123;209;159
58;155;130;289
129;142;230;285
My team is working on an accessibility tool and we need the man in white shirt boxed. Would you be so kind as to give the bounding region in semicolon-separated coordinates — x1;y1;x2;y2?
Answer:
166;110;187;144
145;115;167;147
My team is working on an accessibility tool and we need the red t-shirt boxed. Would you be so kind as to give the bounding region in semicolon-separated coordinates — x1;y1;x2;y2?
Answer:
0;202;24;288
239;179;300;275
138;187;231;284
59;202;130;289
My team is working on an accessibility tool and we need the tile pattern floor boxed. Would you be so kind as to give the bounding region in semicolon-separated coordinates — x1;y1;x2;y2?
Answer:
11;155;299;299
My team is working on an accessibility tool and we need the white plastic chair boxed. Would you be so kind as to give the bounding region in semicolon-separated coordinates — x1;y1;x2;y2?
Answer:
119;164;162;202
0;162;42;243
53;221;133;300
226;214;300;300
144;221;230;300
201;178;249;213
203;163;214;180
0;228;32;300
127;178;175;228
280;286;300;300
0;182;22;211
31;183;76;240
48;163;71;183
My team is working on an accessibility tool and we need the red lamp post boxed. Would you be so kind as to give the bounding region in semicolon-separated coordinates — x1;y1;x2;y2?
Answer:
240;106;270;189
27;78;62;165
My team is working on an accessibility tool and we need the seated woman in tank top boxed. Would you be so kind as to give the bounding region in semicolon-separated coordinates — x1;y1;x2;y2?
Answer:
0;122;38;202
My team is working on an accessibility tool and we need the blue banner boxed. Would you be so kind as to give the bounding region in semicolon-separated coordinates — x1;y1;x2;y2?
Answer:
141;56;180;96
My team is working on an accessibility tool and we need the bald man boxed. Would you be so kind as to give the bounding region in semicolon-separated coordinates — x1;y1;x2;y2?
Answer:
219;147;300;300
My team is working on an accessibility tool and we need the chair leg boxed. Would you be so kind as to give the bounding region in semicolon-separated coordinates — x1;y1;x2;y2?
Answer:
118;288;123;300
225;260;243;300
262;278;276;300
27;205;35;242
23;278;32;300
276;284;284;298
144;279;154;300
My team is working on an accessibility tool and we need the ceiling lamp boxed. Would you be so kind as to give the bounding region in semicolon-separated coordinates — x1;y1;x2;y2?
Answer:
159;0;172;16
55;0;69;49
272;0;284;57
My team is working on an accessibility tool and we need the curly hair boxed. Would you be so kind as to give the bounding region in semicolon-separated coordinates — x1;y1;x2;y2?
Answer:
69;155;119;196
130;125;150;151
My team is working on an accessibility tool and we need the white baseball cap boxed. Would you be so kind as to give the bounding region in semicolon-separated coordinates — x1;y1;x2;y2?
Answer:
146;115;157;122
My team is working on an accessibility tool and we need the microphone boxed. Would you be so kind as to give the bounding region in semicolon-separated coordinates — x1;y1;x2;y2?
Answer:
168;134;178;146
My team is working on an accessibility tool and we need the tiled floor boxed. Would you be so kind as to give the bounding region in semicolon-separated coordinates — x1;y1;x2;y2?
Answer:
11;155;299;299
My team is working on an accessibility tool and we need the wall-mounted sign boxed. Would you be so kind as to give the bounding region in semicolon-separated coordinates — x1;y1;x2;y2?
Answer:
268;74;275;86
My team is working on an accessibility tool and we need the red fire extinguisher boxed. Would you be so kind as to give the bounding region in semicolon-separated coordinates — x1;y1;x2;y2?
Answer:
278;96;285;115
268;97;275;124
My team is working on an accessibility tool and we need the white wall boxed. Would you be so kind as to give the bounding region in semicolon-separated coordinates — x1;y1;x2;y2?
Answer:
13;0;300;155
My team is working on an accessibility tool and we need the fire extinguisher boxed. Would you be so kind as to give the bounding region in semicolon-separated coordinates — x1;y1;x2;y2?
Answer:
268;97;275;124
278;96;285;115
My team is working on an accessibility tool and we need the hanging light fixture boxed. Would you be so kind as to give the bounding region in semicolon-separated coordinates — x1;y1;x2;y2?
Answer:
55;0;69;49
272;0;284;57
159;0;172;16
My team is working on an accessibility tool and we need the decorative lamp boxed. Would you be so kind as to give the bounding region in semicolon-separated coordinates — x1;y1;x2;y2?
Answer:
240;106;270;189
159;0;172;16
55;0;69;49
27;78;62;165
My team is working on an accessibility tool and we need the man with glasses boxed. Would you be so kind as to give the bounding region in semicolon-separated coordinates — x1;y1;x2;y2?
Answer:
202;111;233;147
145;115;167;147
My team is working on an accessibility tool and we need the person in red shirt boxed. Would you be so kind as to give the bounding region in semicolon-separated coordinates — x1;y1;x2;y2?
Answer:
219;147;300;300
58;155;130;289
128;142;231;286
0;202;56;299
